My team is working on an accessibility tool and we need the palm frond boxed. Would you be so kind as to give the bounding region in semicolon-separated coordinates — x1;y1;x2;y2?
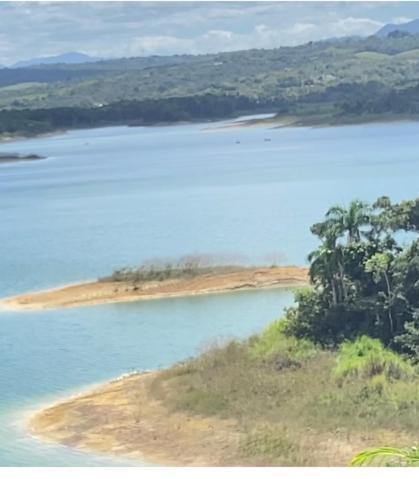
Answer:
351;446;419;467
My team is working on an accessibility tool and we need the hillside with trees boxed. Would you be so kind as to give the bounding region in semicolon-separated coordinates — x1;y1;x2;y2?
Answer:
4;33;419;136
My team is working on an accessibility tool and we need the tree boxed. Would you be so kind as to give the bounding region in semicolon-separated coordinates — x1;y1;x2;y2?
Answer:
286;196;419;351
365;252;395;335
308;228;340;306
325;200;370;245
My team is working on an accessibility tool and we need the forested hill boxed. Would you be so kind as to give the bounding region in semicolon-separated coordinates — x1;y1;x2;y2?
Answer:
3;33;419;110
3;32;419;135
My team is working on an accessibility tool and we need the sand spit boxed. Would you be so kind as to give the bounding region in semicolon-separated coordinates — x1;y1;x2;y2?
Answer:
1;266;309;311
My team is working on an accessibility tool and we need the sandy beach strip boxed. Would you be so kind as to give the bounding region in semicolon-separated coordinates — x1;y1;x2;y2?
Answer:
0;266;309;311
29;372;244;466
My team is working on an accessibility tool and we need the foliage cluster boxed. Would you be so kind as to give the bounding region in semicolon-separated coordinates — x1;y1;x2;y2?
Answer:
284;196;419;358
100;255;244;284
333;336;414;383
249;318;317;365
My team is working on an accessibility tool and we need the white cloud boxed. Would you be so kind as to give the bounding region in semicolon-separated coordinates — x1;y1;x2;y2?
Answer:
0;2;416;64
334;16;385;35
288;23;317;35
392;16;413;25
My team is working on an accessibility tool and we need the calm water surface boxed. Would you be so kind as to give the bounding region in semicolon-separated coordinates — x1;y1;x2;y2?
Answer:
1;118;419;465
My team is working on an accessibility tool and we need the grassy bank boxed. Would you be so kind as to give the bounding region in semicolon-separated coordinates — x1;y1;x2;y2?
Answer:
148;331;418;465
30;323;419;466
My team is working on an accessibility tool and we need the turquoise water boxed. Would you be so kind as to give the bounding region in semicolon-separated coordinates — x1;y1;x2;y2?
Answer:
1;118;419;465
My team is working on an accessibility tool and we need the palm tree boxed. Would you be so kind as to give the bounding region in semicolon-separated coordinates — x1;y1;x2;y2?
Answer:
365;252;395;335
308;226;343;306
326;200;370;245
309;212;354;305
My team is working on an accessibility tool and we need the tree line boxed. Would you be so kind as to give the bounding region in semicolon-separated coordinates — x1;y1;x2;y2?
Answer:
0;94;277;135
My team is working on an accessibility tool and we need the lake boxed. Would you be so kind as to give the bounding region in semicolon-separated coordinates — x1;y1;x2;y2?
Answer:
1;117;419;465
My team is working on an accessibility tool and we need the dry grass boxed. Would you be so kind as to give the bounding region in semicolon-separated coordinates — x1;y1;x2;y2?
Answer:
31;329;419;466
149;335;419;465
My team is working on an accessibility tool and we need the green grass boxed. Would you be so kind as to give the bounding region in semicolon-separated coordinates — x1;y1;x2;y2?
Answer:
355;51;390;61
396;49;419;59
249;318;317;363
0;82;46;92
239;425;300;464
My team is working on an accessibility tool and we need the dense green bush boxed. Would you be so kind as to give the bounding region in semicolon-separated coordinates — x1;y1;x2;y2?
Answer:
333;336;414;383
250;318;317;362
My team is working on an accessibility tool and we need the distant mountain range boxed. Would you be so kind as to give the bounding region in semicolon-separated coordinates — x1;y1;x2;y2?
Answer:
376;18;419;37
7;20;419;69
12;52;100;68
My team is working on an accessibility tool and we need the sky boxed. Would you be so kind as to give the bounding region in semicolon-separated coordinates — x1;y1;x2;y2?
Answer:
1;1;419;65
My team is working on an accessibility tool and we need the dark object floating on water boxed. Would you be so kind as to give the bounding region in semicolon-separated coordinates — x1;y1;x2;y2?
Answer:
0;153;45;164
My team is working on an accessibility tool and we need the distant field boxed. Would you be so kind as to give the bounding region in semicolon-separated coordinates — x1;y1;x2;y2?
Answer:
355;51;390;60
396;48;419;59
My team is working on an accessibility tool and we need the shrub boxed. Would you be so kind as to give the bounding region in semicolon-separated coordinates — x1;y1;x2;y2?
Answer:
240;425;298;459
250;318;317;363
334;336;414;384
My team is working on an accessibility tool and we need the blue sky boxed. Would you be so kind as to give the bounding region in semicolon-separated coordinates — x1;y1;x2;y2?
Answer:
1;1;419;65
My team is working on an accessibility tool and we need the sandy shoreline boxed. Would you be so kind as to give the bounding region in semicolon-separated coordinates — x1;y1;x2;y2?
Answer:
0;266;309;311
29;362;403;467
29;372;244;466
3;113;419;149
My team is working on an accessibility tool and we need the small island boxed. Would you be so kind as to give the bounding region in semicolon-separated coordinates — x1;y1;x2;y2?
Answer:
0;153;45;164
0;262;309;311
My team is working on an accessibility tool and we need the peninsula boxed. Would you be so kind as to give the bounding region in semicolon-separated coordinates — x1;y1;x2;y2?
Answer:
1;265;309;311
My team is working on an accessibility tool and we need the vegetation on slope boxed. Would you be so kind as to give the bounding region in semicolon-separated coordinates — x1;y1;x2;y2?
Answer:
284;197;419;356
29;196;419;465
147;196;419;466
4;34;419;135
99;256;246;284
3;34;419;110
147;328;418;465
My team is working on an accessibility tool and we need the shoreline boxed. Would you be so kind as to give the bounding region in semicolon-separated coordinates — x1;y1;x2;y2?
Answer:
228;113;419;131
3;113;419;146
0;266;309;311
28;371;244;466
29;359;414;467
